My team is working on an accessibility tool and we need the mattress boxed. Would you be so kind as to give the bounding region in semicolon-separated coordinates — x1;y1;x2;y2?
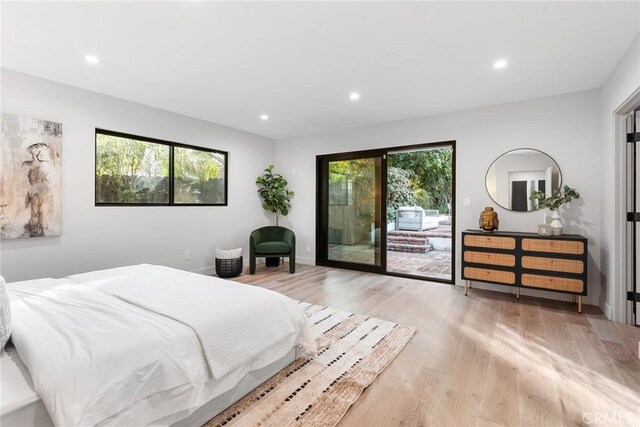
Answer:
1;344;53;427
1;343;297;427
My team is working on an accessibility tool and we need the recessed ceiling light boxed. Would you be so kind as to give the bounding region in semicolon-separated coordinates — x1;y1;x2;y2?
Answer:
349;92;360;101
493;59;508;70
84;55;100;64
260;114;269;121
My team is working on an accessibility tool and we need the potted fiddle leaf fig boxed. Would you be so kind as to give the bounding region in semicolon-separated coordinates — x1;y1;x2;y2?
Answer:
256;164;294;226
529;185;580;235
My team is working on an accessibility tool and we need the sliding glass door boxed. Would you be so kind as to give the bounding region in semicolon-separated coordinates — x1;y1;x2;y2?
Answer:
317;153;384;272
316;142;455;283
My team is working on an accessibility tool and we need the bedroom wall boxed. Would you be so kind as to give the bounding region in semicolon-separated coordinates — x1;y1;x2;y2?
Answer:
599;33;640;322
274;89;604;307
0;69;275;281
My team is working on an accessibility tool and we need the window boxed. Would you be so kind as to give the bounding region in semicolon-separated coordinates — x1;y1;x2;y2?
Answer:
173;146;226;204
95;129;227;206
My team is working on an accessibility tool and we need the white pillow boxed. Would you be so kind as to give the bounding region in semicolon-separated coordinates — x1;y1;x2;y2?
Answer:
0;276;10;352
216;248;242;260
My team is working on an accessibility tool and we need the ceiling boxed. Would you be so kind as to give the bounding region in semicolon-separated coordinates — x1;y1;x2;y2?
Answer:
2;1;639;140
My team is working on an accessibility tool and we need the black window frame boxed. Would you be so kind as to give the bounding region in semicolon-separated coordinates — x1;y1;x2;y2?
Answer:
95;128;228;207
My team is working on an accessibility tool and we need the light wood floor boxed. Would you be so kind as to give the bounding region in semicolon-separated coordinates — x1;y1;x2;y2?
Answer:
235;263;640;427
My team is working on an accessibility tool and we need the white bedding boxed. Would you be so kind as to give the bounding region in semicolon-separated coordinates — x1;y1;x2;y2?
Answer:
7;265;314;426
68;264;315;379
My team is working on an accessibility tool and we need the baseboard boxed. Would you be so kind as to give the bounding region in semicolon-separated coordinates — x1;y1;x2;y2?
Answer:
296;256;315;265
190;265;216;275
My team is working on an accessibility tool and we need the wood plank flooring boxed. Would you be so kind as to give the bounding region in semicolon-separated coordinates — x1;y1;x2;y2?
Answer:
234;264;640;427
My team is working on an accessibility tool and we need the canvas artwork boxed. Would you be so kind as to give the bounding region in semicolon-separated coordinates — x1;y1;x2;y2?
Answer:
0;114;62;239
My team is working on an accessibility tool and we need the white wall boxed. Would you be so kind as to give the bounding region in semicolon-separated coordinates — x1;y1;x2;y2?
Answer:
275;89;603;306
0;69;275;281
599;34;640;322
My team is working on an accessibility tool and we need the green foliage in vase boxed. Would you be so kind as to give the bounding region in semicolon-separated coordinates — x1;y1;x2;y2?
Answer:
529;185;580;211
256;165;294;226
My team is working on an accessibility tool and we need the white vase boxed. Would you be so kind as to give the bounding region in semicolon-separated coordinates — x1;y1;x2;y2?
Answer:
550;210;563;235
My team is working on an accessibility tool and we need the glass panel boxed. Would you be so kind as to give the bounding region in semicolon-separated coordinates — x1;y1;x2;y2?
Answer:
173;147;226;204
96;133;169;204
386;146;453;281
327;157;381;266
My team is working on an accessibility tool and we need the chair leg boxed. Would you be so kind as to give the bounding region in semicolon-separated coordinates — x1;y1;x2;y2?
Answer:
289;256;295;273
250;255;256;274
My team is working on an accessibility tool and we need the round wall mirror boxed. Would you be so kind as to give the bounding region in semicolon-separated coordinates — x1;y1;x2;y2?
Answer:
485;148;561;212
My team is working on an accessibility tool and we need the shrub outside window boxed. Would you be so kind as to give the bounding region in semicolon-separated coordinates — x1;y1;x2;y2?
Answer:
95;129;227;206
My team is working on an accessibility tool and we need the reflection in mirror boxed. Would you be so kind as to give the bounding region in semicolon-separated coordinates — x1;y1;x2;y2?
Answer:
485;149;561;212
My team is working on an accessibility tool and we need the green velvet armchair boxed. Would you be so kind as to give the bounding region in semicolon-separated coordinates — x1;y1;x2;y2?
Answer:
249;226;295;274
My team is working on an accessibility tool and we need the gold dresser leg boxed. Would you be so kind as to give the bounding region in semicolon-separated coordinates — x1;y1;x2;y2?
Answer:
516;288;520;300
465;280;469;296
578;296;583;314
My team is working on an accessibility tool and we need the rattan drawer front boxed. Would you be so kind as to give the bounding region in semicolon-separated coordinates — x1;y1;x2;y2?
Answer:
521;238;584;255
464;235;516;250
464;267;516;285
464;251;516;267
521;256;584;274
521;273;584;293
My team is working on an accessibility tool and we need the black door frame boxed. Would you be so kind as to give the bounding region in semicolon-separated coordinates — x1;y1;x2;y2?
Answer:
316;140;456;285
316;149;386;275
628;107;640;326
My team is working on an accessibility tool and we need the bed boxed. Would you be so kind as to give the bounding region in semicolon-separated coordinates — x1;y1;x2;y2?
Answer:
1;264;315;426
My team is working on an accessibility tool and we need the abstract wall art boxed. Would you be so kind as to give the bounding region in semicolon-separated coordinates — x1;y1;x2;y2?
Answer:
1;114;62;239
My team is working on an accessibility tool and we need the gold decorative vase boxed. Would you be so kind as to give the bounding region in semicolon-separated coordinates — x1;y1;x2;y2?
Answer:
479;207;499;232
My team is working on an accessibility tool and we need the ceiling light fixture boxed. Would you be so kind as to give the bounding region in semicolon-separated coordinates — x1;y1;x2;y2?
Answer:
493;59;508;70
84;55;100;64
260;114;269;121
349;92;360;101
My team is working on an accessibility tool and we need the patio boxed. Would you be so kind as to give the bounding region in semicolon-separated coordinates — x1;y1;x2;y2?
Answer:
327;224;452;281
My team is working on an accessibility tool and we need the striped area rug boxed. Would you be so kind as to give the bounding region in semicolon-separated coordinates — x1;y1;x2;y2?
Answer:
204;302;416;427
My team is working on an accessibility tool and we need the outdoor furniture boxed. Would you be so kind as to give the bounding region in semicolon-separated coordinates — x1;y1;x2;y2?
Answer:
395;206;440;231
249;226;295;274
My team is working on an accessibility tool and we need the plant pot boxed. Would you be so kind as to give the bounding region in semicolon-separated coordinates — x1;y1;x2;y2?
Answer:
550;210;563;236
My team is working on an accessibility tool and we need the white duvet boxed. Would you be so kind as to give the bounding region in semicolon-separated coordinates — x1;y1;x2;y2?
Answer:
8;265;314;426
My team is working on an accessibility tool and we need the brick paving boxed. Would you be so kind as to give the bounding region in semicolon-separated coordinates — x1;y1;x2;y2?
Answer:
387;250;452;280
328;243;452;281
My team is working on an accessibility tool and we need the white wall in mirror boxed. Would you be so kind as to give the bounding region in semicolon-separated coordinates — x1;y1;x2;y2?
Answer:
486;149;561;212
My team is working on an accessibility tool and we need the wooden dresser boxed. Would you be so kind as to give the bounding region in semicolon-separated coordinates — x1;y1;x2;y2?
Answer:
461;230;588;312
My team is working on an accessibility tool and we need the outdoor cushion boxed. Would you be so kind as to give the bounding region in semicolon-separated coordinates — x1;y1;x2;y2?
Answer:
255;241;290;254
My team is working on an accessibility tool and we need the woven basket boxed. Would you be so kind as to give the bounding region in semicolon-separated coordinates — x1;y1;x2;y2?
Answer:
215;256;243;278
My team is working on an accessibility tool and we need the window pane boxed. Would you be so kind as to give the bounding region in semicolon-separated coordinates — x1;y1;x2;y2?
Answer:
96;133;169;204
173;146;226;204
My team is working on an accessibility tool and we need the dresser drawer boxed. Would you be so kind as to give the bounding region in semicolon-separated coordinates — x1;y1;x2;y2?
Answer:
464;235;516;250
521;273;584;293
464;251;516;267
464;267;516;285
521;238;584;255
521;256;584;274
